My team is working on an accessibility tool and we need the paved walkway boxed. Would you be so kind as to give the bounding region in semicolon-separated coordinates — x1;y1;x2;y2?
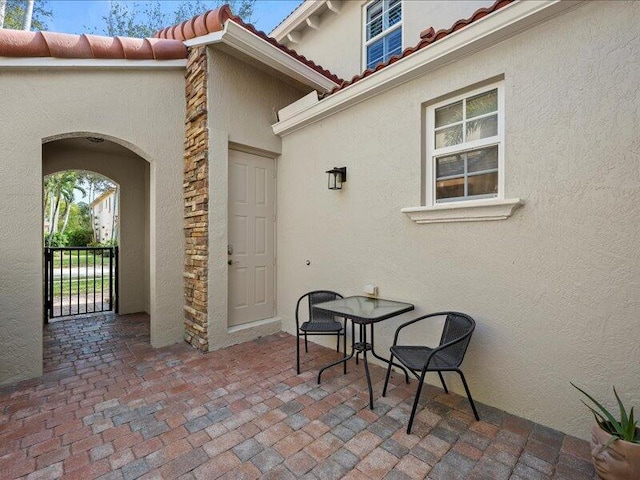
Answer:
0;313;596;479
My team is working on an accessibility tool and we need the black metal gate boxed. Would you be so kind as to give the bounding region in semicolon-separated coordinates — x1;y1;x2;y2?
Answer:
44;247;119;323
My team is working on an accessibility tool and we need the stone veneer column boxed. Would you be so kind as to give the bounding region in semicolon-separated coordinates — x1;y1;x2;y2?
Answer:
183;45;209;351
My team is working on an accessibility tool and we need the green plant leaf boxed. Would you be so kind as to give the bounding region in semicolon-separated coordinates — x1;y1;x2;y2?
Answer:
614;387;629;428
625;407;637;442
572;383;622;432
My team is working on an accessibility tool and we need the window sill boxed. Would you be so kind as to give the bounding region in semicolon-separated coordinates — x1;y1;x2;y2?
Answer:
401;198;523;224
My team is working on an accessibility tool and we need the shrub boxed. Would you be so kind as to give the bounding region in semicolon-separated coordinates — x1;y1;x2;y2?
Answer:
67;228;94;247
45;232;68;247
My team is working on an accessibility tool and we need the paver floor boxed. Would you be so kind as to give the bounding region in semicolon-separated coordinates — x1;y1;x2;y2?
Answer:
0;313;596;479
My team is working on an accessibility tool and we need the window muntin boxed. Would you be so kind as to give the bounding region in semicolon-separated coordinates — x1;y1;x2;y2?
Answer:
428;85;503;204
364;0;402;70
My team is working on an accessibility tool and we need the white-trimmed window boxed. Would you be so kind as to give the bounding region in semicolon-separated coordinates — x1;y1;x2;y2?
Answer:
364;0;402;70
427;83;504;204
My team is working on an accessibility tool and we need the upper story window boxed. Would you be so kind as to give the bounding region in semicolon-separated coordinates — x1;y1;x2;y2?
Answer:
427;83;504;204
364;0;402;70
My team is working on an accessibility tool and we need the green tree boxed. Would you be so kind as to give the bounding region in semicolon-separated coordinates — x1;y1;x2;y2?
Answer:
77;172;115;242
1;0;52;30
44;172;86;244
95;0;256;38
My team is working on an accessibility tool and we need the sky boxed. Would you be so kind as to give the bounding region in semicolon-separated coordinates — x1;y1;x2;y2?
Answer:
46;0;302;36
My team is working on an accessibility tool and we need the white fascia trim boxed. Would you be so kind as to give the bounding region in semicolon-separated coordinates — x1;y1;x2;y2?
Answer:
272;0;580;136
270;1;327;41
402;198;523;224
185;20;338;92
0;58;186;69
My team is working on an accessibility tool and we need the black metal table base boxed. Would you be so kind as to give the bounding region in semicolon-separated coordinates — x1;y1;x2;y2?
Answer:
317;321;411;410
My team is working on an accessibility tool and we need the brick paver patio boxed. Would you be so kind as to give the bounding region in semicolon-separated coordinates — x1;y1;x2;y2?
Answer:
0;313;596;479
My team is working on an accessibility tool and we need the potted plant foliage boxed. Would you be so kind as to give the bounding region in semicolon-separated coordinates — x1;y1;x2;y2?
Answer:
572;383;640;480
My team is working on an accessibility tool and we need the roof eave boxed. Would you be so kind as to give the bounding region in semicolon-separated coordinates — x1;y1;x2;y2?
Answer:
270;1;327;41
272;0;580;136
185;20;339;92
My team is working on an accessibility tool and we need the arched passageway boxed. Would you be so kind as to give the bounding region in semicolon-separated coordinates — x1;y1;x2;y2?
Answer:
43;137;150;319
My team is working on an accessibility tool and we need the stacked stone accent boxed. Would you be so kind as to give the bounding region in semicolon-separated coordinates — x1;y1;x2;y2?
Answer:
183;45;209;351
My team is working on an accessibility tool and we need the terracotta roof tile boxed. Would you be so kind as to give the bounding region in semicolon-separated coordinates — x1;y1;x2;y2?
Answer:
0;29;187;60
323;0;514;97
153;5;343;85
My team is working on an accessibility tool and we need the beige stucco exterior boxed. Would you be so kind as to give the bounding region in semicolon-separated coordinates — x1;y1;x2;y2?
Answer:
275;1;640;440
43;142;149;315
207;48;307;350
0;68;185;385
278;0;494;81
89;187;118;244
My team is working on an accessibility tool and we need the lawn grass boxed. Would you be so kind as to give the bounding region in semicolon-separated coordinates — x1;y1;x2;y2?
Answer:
52;277;111;297
51;250;113;267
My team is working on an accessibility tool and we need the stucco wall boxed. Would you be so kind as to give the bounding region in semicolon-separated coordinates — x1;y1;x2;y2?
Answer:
43;144;148;316
283;0;494;81
0;68;185;385
207;48;306;349
276;1;640;439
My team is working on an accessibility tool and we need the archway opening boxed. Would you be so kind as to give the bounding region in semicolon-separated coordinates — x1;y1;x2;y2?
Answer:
44;169;120;318
42;136;150;325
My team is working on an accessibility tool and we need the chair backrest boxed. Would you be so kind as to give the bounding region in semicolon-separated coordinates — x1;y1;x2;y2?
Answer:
437;312;475;367
296;290;343;326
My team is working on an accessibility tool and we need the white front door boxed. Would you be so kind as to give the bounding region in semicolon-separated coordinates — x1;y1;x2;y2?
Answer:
228;149;276;327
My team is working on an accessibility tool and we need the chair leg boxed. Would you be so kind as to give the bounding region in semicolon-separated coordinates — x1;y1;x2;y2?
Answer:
296;331;301;375
457;370;480;421
382;353;394;397
304;333;308;353
438;372;449;393
408;370;428;434
343;329;347;375
336;333;340;352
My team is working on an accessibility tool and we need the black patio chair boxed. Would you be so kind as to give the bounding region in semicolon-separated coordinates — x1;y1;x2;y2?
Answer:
295;290;346;375
382;311;479;434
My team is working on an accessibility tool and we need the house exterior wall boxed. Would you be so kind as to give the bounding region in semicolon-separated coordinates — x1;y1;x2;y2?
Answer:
275;1;640;439
0;68;185;385
206;48;306;350
44;146;146;316
91;189;117;243
281;0;494;81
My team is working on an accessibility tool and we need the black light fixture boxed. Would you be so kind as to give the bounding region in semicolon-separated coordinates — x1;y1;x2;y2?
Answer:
326;167;347;190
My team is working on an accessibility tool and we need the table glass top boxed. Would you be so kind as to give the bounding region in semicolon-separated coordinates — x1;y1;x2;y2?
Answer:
313;296;414;323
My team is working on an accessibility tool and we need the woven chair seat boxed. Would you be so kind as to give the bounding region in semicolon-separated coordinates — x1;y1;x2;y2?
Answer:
390;345;459;371
300;321;343;333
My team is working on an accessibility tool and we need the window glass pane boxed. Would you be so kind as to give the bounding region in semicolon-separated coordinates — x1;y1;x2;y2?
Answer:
436;154;464;178
468;172;498;196
366;0;383;39
435;124;463;148
367;39;384;69
435;101;462;128
467;146;498;173
367;17;383;40
367;0;382;21
385;28;402;57
466;89;497;118
466;114;497;142
436;177;464;200
388;1;401;27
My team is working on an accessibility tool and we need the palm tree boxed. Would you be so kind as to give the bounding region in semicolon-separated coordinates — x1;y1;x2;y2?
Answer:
44;172;85;245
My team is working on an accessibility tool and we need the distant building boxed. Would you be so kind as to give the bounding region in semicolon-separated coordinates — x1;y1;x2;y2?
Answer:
90;188;118;243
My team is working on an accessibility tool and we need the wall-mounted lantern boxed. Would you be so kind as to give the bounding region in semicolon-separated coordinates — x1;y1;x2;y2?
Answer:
326;167;347;190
